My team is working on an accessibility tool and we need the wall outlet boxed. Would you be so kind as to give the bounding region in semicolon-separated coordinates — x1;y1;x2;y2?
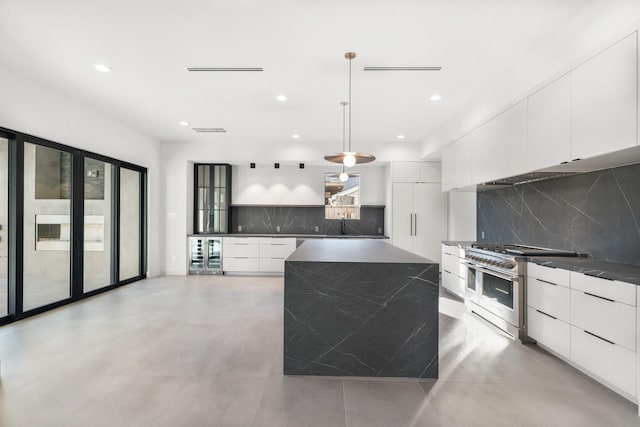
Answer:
481;231;485;239
276;226;281;232
315;226;319;232
378;227;382;234
238;225;242;232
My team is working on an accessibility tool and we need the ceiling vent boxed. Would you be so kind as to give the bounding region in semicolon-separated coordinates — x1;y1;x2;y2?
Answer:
363;66;442;71
192;128;227;133
186;67;263;72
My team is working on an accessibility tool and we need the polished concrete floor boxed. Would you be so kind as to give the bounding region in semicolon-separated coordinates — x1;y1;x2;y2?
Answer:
0;275;639;426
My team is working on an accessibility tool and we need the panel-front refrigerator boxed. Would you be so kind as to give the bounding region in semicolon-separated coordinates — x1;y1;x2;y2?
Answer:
188;236;223;274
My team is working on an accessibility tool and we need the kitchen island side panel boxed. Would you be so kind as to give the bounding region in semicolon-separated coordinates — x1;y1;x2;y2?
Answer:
284;260;439;378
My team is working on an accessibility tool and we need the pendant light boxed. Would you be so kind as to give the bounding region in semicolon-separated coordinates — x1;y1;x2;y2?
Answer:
324;52;376;167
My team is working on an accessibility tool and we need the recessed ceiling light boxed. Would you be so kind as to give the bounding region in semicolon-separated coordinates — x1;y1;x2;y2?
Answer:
430;94;442;101
276;94;287;102
94;64;112;73
292;134;300;139
397;134;405;139
179;121;190;126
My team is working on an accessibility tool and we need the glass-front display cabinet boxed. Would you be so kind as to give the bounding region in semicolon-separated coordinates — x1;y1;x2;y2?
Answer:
194;164;231;234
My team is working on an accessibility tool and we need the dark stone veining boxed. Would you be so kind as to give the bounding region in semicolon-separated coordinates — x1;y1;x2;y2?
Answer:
284;240;439;378
231;205;384;236
478;163;640;266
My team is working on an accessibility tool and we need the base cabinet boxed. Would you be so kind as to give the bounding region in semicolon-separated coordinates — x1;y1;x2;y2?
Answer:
441;244;465;299
223;237;296;274
527;263;637;401
571;325;636;398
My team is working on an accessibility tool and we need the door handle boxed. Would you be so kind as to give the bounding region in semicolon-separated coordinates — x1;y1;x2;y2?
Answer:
414;214;417;236
409;214;413;236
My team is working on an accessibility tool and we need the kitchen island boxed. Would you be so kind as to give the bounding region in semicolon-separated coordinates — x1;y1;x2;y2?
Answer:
284;239;439;378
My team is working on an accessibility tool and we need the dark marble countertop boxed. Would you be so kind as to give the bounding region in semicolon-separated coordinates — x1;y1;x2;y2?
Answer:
287;239;435;264
442;240;476;248
187;233;388;239
527;256;640;285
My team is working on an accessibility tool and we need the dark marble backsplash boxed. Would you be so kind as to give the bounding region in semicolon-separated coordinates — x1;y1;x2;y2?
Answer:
477;162;640;266
230;205;385;235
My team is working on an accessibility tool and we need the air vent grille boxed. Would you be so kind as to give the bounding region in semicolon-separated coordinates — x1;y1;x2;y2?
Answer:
187;67;263;72
363;66;442;71
192;128;227;133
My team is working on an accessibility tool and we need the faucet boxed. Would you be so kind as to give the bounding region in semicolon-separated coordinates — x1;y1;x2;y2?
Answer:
340;217;346;235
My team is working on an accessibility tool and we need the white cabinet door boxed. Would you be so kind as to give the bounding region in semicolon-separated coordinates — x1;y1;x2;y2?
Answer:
413;183;448;263
392;183;414;253
471;101;527;184
571;325;636;398
527;307;571;360
527;277;570;322
527;74;572;171
391;162;421;183
571;32;637;160
570;289;636;352
442;135;472;191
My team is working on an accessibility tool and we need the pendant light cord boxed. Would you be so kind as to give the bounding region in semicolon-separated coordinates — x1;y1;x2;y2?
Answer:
348;56;352;153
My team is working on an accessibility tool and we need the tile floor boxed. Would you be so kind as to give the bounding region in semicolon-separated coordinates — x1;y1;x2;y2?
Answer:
0;275;639;426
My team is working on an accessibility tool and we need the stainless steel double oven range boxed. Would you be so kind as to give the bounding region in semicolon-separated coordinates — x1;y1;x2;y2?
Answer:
462;243;579;341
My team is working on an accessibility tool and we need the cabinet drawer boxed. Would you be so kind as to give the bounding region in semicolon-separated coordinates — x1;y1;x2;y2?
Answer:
527;263;570;287
570;289;636;351
223;237;262;245
260;242;296;258
259;257;285;273
527;307;570;359
570;272;636;306
223;257;260;272
527;277;570;322
442;270;465;299
223;243;260;258
441;252;460;274
570;325;636;398
258;237;296;246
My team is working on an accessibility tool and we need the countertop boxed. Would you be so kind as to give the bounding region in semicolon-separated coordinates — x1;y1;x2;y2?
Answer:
442;240;475;248
188;233;389;239
287;238;435;264
528;256;640;285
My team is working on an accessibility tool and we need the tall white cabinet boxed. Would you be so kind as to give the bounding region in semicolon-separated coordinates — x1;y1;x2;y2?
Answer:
391;162;447;264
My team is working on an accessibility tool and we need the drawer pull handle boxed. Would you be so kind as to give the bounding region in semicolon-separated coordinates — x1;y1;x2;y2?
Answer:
584;292;614;302
444;252;453;256
536;279;558;286
536;309;557;320
584;272;614;281
584;330;615;345
443;269;452;274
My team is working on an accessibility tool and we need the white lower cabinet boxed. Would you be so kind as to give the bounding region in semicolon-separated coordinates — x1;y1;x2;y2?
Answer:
527;306;571;360
223;237;296;274
441;244;465;299
571;325;636;398
527;262;638;402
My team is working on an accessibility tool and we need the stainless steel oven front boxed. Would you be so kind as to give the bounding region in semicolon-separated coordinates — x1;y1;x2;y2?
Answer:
463;261;520;336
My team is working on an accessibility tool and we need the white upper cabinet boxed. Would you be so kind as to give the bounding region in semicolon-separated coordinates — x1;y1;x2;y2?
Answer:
527;74;572;171
442;134;472;191
571;32;638;160
391;161;441;183
471;100;527;184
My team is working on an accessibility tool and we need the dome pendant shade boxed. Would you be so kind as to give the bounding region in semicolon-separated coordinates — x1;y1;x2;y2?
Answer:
323;152;375;165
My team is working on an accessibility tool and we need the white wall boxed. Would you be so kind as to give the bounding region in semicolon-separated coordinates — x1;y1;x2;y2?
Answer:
232;163;386;206
448;191;476;241
0;64;164;277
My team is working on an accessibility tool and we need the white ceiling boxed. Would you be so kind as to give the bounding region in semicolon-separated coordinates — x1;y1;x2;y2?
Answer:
1;0;639;161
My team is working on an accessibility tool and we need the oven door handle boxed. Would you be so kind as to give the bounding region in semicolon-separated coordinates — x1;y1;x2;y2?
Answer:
461;261;518;282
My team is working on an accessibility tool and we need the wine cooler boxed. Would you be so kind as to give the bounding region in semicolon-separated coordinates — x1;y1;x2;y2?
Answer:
188;236;223;274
